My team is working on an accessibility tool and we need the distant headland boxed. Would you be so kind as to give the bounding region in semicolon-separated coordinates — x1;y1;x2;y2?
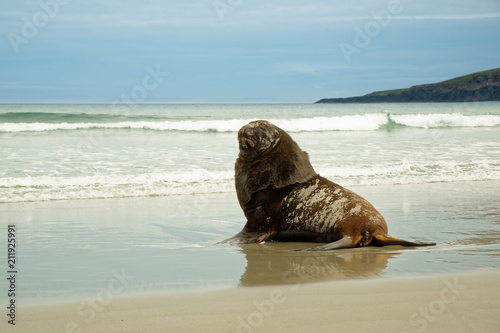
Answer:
316;68;500;103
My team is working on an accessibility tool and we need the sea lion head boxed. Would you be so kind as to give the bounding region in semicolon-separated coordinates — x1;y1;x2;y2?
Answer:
235;120;317;205
237;120;280;159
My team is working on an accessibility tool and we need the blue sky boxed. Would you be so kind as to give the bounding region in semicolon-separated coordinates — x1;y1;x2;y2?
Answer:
1;0;499;103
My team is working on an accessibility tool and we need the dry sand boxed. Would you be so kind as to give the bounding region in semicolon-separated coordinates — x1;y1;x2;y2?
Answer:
4;270;500;333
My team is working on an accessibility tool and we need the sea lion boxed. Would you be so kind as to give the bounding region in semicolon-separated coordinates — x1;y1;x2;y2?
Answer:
224;120;435;251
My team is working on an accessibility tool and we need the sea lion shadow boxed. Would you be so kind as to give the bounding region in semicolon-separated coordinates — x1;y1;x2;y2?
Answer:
238;243;403;287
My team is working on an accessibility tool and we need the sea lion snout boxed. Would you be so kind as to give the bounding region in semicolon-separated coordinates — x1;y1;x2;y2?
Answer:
239;134;257;149
238;128;257;150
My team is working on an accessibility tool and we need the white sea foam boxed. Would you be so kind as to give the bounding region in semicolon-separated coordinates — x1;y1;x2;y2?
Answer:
0;117;383;133
0;169;234;203
389;113;500;129
271;114;388;131
1;159;499;203
2;113;499;133
0;120;245;133
2;105;499;203
317;159;500;186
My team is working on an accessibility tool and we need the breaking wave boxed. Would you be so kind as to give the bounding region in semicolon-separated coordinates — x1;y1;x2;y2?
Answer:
1;112;500;133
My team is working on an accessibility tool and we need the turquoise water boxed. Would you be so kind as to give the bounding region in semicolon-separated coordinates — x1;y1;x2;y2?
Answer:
1;103;499;202
1;103;500;305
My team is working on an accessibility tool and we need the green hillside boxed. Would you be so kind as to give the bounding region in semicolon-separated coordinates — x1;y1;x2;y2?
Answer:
317;68;500;103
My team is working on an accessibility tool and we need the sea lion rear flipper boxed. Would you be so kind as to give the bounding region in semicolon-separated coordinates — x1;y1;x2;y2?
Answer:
372;234;436;247
294;236;355;252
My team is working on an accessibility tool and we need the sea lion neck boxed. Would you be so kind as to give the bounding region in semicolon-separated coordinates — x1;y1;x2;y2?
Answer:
235;121;317;205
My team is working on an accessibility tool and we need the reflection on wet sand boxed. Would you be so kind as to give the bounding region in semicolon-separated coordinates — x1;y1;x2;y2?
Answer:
238;243;403;286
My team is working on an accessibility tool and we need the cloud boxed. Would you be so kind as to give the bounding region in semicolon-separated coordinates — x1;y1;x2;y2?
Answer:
0;82;73;90
1;0;499;102
2;0;499;33
395;13;500;20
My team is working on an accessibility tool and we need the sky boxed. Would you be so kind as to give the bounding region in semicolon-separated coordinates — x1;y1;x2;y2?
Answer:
1;0;499;103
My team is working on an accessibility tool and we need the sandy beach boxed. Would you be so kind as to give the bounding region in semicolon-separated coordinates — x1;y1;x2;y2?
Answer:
1;180;500;333
3;270;498;333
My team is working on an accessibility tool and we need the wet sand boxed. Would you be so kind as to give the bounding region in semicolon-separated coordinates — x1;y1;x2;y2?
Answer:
4;270;500;333
1;181;500;331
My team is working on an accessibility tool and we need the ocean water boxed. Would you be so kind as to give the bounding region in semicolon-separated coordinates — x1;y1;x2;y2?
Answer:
1;103;500;203
1;103;500;306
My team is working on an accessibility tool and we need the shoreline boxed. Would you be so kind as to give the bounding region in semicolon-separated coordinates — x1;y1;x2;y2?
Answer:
1;180;500;309
5;270;500;333
1;178;499;204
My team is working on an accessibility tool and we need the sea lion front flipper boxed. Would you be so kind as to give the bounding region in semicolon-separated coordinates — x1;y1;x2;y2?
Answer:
372;233;436;247
219;230;277;245
294;236;355;252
